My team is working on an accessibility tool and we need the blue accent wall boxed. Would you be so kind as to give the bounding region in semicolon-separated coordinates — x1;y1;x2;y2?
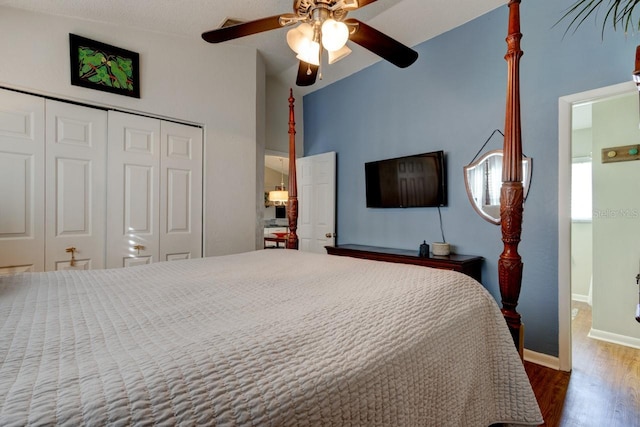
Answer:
302;0;637;356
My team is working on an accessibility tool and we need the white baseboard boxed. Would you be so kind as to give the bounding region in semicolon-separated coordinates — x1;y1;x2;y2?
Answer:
571;293;590;303
588;328;640;350
523;349;561;370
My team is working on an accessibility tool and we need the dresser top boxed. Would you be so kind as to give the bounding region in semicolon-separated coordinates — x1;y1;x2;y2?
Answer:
328;244;483;262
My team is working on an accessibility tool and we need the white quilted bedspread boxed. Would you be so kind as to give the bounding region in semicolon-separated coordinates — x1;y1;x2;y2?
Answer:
0;250;542;426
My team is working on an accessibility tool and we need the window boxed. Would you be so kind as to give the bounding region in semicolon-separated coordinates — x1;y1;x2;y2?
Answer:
571;158;592;221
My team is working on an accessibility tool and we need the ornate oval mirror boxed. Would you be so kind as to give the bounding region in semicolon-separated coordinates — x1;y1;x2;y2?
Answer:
463;149;532;225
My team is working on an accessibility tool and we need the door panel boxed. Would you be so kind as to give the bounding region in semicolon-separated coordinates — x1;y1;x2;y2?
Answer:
166;253;190;261
0;89;45;273
45;100;107;271
55;260;91;271
125;164;154;233
124;256;153;268
160;121;202;261
107;111;161;268
55;158;90;235
0;153;32;235
167;169;190;232
297;152;336;254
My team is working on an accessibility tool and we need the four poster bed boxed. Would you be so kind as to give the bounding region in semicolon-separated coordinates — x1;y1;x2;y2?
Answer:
0;2;541;426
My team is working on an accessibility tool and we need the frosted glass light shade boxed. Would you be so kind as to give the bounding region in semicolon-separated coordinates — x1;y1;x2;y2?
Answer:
328;44;352;64
321;19;349;52
286;23;314;54
268;190;289;203
296;39;320;66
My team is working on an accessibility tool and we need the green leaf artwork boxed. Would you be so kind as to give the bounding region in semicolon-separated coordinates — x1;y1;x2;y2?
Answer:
77;45;134;92
69;34;140;98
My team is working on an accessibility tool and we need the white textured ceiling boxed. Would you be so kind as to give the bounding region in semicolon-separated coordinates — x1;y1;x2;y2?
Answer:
0;0;506;93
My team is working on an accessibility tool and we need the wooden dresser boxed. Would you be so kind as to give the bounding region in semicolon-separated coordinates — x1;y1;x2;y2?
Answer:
325;244;483;282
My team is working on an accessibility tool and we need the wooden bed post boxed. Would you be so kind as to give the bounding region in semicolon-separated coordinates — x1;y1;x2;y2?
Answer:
500;0;525;352
286;88;299;250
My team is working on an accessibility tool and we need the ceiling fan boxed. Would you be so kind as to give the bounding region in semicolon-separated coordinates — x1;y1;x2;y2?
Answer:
202;0;419;86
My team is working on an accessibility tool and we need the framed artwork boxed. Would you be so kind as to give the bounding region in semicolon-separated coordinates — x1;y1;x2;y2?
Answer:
69;34;140;98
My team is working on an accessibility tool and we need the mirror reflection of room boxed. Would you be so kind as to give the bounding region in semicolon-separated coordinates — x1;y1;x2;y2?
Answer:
467;151;503;220
264;155;289;248
464;149;532;225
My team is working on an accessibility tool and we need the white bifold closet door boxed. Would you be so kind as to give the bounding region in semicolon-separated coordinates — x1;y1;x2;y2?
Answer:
159;121;203;262
0;91;107;273
45;100;107;271
106;111;202;268
106;111;161;267
0;89;45;274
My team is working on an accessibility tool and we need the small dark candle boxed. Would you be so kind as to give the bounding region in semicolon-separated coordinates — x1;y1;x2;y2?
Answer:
419;241;429;258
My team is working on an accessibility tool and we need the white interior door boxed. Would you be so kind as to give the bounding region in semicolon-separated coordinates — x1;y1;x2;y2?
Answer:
107;111;160;268
45;101;107;271
0;89;45;274
297;152;336;253
159;121;203;261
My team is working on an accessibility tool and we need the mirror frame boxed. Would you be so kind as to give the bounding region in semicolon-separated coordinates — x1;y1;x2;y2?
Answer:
463;149;533;225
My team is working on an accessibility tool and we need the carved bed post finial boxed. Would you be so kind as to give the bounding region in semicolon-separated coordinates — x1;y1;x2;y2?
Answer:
287;88;299;250
500;0;524;352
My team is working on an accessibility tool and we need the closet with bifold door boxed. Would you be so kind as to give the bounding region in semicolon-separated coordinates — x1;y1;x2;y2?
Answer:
0;87;203;274
106;111;203;268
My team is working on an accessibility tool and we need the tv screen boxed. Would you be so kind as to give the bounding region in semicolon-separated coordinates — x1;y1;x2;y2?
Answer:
365;150;447;208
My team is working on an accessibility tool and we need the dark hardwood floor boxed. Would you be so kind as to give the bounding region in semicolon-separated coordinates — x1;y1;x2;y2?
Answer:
524;302;640;426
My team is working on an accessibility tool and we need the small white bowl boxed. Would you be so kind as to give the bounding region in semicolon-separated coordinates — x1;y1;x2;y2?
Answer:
432;242;450;256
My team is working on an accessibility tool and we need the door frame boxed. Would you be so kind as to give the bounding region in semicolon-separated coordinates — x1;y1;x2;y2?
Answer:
557;80;636;372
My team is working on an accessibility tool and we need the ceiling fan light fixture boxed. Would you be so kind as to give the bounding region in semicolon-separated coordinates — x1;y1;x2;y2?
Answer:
286;23;314;54
286;29;303;54
321;19;349;52
201;1;420;87
296;39;321;66
328;44;352;64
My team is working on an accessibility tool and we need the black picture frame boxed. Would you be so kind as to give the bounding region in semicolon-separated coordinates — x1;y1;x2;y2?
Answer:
69;34;140;98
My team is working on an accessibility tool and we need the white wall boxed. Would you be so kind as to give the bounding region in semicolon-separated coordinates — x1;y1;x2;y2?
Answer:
571;222;592;300
255;54;267;250
592;92;640;342
0;6;262;256
266;76;304;155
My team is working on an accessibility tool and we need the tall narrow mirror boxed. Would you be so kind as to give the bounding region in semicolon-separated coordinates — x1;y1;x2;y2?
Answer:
464;150;532;224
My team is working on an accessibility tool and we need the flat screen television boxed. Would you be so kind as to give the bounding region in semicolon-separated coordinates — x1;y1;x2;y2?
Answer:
365;150;447;208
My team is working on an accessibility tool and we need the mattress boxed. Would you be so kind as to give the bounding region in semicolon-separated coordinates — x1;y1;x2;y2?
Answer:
0;249;542;426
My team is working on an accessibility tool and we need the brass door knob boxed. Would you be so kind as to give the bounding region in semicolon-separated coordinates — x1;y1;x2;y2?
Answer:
65;247;77;267
133;244;145;255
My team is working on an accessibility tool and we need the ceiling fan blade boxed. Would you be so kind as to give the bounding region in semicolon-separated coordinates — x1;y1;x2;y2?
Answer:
337;0;378;10
355;0;378;8
202;15;284;43
296;61;319;86
345;18;418;68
